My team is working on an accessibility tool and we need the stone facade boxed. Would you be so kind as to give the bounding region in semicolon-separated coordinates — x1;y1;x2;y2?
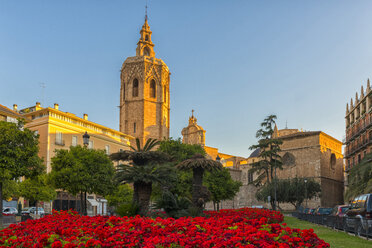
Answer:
181;113;345;210
119;18;170;145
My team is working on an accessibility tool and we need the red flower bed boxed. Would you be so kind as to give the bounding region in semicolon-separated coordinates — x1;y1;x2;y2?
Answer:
0;208;329;247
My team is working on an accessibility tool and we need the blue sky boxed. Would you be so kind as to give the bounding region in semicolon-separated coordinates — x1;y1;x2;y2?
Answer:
1;0;372;157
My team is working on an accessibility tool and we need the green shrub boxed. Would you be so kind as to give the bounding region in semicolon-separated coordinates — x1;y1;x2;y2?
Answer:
116;202;139;217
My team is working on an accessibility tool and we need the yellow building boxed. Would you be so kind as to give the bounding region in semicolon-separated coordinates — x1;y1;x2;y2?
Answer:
0;104;25;123
17;102;133;214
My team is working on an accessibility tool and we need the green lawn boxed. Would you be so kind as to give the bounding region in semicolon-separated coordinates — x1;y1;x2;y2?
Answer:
284;216;372;248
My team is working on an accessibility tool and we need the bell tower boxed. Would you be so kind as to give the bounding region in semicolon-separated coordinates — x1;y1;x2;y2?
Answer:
120;16;170;145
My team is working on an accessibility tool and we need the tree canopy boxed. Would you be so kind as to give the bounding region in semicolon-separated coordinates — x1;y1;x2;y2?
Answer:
249;115;283;186
204;167;242;210
256;177;321;209
0;121;44;224
50;145;115;214
19;174;56;213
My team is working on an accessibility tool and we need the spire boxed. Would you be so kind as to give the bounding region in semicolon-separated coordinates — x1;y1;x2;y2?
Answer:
368;78;371;92
136;7;155;58
273;124;279;138
361;85;364;98
346;103;349;114
355;92;359;103
351;98;353;108
189;109;197;125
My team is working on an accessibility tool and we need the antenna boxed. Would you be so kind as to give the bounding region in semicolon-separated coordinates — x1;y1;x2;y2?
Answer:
145;0;148;21
285;120;288;129
39;82;46;105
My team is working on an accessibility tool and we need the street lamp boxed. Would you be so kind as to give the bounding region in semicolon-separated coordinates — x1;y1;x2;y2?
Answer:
304;178;308;208
83;132;90;147
216;155;221;162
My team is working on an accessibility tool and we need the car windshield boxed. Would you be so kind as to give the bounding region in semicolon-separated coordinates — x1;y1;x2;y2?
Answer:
341;207;349;213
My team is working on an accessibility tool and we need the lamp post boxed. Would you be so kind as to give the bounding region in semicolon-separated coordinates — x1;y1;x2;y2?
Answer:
81;131;90;216
83;132;90;147
304;178;308;208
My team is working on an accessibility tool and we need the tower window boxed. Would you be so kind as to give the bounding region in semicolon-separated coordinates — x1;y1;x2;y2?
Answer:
145;35;149;41
150;80;156;98
133;79;139;97
133;122;136;133
164;87;166;102
143;47;150;56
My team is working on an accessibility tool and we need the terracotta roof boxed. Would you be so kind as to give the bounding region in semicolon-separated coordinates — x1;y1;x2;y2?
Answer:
279;131;321;139
0;104;23;119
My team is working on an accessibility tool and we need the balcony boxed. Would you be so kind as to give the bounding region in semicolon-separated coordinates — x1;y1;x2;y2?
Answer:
345;116;372;144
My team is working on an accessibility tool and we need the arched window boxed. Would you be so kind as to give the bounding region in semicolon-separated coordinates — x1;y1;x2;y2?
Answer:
330;153;336;169
132;79;139;97
282;152;295;167
143;47;150;56
150;80;156;98
145;35;149;41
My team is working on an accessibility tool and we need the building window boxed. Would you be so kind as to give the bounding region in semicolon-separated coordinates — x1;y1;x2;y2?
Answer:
150;80;156;98
248;172;253;183
105;145;110;155
143;47;150;56
358;154;361;164
352;157;355;166
88;140;94;149
145;35;149;41
55;131;64;146
133;79;139;97
119;149;123;152
72;136;78;147
164;87;167;102
133;122;136;133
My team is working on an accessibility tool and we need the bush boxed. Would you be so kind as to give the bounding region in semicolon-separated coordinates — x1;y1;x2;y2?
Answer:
116;202;139;217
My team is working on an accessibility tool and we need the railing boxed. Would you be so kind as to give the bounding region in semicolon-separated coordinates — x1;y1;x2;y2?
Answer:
345;116;372;144
292;212;372;239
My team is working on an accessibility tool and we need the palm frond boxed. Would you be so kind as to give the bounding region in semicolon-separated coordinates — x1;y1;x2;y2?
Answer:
177;154;222;171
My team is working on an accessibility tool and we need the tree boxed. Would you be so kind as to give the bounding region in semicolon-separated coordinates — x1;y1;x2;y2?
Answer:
50;145;115;215
110;138;173;215
249;115;283;209
256;178;321;209
19;174;56;215
106;184;133;208
345;153;372;201
157;138;206;198
0;121;44;226
177;154;223;211
204;167;242;210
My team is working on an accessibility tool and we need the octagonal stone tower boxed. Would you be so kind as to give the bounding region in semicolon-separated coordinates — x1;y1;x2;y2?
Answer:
119;17;170;145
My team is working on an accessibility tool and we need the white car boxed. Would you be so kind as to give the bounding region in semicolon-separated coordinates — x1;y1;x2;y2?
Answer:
2;207;18;215
28;207;45;216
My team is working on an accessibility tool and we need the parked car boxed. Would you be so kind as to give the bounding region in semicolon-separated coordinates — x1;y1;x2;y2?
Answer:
331;205;349;217
2;207;18;215
314;207;333;215
345;193;372;235
22;207;45;216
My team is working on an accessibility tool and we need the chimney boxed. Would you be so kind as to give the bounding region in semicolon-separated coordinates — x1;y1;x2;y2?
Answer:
35;102;41;110
54;103;59;110
13;104;18;112
83;113;88;120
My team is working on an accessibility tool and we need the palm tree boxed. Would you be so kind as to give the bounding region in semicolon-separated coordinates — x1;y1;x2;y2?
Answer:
177;154;222;210
110;138;172;215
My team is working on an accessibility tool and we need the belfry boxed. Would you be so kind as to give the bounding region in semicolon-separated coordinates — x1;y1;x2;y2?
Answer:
119;16;170;144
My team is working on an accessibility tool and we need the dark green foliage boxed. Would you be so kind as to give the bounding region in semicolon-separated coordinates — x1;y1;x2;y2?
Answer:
345;153;372;201
50;145;115;214
111;138;173;215
2;179;19;200
158;138;206;163
19;174;56;213
177;154;222;211
154;190;191;218
256;178;321;208
249;115;283;186
204;167;242;210
0;121;44;224
106;184;133;208
116;202;140;217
